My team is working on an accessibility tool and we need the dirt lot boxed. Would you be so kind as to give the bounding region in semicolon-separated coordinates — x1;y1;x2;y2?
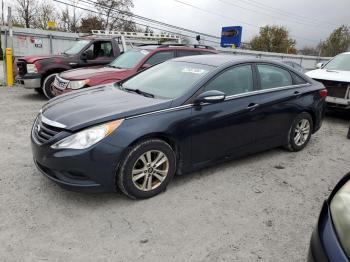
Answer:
0;86;349;262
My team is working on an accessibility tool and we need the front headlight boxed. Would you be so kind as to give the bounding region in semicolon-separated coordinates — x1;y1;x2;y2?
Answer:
51;119;124;149
27;63;38;73
69;79;90;90
330;180;350;257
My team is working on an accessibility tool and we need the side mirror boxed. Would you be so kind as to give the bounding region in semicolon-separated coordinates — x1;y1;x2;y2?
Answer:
194;90;226;105
82;50;94;61
316;62;323;69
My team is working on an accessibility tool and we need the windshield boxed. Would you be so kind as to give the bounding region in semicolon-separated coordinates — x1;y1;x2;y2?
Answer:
120;61;213;99
64;40;91;55
324;53;350;71
109;49;149;69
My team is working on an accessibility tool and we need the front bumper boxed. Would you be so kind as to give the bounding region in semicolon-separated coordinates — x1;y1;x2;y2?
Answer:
31;130;125;193
17;73;41;89
326;96;350;109
308;201;349;262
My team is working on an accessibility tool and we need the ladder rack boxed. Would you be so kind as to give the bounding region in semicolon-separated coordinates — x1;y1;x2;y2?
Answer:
91;30;181;43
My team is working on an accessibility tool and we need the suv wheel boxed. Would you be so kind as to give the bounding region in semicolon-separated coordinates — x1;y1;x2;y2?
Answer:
42;73;57;99
117;139;176;199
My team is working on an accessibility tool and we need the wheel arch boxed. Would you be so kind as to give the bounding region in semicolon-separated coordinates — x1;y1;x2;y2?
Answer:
124;132;184;174
41;68;68;85
303;109;317;133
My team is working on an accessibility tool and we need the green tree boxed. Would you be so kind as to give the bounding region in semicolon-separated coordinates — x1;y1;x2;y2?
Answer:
320;25;350;57
250;25;297;54
79;15;103;33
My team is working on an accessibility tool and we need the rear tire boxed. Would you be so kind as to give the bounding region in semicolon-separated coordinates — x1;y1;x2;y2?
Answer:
42;74;57;99
117;139;176;199
285;112;313;152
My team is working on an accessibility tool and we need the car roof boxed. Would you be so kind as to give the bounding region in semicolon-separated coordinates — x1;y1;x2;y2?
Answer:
171;54;256;67
135;45;216;52
172;54;307;69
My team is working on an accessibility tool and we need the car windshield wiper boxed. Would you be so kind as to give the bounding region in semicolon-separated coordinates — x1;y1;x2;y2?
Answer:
123;86;155;98
108;64;123;69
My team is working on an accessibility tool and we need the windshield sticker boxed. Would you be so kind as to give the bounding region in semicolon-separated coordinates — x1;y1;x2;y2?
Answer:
181;68;208;74
140;50;150;55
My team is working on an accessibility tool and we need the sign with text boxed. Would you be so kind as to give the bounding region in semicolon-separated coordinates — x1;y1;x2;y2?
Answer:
220;26;242;48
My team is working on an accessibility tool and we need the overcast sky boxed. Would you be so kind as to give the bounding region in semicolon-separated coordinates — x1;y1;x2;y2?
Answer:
4;0;350;48
132;0;349;48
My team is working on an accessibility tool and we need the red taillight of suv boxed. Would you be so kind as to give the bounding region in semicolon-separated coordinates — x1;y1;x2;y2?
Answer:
319;89;328;98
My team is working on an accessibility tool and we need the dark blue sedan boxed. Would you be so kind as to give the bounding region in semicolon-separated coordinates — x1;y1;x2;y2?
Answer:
309;173;350;262
31;55;327;199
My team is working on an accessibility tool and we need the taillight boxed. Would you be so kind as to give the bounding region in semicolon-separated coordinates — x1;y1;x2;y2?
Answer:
319;89;328;98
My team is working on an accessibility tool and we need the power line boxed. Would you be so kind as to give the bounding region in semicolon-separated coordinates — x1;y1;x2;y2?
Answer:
171;0;320;43
80;0;221;40
216;0;333;29
239;0;340;28
53;0;221;45
77;0;221;44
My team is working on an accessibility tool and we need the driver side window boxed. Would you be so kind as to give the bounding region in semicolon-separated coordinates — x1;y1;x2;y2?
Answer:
84;41;113;60
203;65;254;96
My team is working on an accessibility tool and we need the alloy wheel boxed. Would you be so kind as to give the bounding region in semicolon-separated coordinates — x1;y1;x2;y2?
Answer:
294;119;311;146
131;150;169;191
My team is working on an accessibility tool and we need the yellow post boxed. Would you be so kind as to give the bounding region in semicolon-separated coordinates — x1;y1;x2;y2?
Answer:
6;48;14;87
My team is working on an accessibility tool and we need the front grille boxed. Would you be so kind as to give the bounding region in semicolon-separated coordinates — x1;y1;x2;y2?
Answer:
17;59;27;76
32;116;63;144
53;76;70;90
316;79;350;99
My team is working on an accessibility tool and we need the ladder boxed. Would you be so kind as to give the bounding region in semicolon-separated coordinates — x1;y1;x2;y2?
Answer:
91;30;181;46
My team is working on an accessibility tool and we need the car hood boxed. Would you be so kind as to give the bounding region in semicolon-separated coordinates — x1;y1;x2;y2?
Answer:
22;54;67;63
306;69;350;82
60;67;133;81
42;84;172;131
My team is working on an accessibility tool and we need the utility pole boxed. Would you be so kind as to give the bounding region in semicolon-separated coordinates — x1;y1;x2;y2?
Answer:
1;0;4;26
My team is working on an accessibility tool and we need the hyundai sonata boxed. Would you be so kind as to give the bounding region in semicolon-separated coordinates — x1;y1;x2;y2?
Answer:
31;55;327;199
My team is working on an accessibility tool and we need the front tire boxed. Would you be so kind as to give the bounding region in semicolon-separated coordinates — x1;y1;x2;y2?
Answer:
117;139;176;199
42;73;57;99
286;112;313;152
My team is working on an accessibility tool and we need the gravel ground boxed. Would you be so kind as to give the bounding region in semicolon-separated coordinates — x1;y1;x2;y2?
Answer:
0;86;349;262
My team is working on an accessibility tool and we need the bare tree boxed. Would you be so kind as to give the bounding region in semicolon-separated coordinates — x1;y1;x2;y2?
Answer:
15;0;38;28
95;0;134;31
59;2;81;32
299;46;320;56
34;2;57;30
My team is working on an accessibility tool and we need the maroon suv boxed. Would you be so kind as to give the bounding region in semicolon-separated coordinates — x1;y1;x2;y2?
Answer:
52;45;217;97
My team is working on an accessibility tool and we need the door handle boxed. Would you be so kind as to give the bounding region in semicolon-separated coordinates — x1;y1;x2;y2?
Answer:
293;91;301;96
247;103;259;110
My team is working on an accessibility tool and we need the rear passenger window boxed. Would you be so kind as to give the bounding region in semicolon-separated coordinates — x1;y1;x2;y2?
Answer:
203;65;254;96
257;64;293;89
145;51;175;65
292;73;307;85
177;51;200;57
